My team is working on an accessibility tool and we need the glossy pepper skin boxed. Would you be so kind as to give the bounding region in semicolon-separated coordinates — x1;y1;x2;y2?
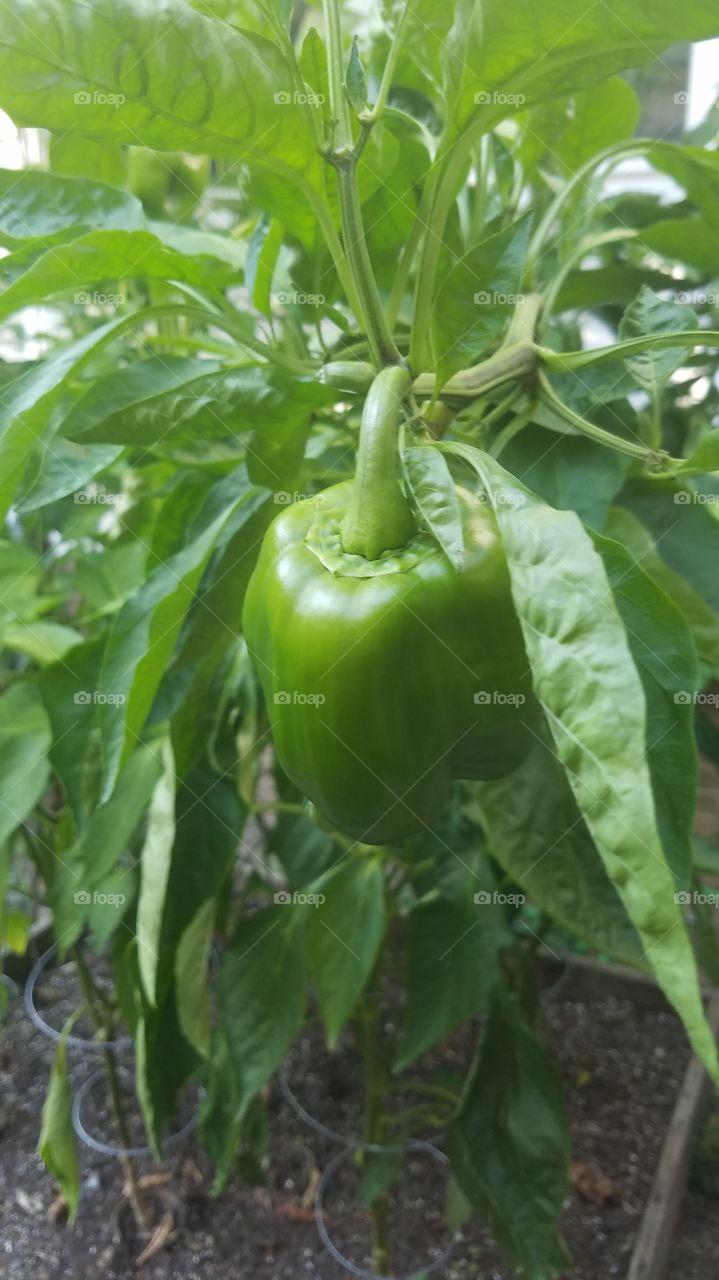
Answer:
242;481;537;845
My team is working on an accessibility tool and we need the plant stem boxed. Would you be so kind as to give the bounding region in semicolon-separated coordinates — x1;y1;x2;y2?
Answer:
357;987;391;1275
72;947;151;1234
322;0;401;368
340;365;415;557
361;0;415;125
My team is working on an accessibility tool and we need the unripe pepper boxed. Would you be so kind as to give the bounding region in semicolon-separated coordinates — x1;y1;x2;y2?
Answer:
242;367;536;844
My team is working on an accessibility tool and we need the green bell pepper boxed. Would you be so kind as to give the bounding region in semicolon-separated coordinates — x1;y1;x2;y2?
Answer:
243;367;536;844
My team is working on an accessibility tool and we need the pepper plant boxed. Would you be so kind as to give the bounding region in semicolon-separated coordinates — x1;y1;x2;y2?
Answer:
2;1;719;1275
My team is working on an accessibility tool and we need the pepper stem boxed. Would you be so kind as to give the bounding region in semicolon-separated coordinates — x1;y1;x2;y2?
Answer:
340;365;416;559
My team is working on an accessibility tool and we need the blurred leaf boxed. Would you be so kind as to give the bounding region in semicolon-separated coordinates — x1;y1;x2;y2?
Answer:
447;994;570;1280
38;1036;80;1221
0;683;51;846
137;739;176;1005
307;857;386;1048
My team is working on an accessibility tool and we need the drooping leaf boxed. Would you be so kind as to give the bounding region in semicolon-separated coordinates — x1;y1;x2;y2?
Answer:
306;856;386;1048
397;888;508;1070
176;897;216;1059
441;442;719;1078
218;905;307;1124
136;739;176;1005
447;994;570;1280
38;1037;80;1221
0;683;51;846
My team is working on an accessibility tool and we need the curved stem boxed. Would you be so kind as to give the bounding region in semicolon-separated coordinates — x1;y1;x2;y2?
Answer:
341;365;415;558
538;372;671;465
526;139;656;278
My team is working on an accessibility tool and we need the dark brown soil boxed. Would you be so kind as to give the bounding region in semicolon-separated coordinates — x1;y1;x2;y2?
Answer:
2;953;717;1280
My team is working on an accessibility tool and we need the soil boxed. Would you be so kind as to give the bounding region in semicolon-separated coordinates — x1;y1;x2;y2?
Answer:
2;954;717;1280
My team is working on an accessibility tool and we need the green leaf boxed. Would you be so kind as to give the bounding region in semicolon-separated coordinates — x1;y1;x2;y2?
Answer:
0;313;136;523
0;229;240;321
499;422;630;528
0;0;315;171
176;897;216;1059
402;446;464;568
438;1;719;141
397;890;508;1070
471;738;645;965
137;739;176;1005
38;1037;80;1221
307;857;386;1048
642;217;719;275
346;37;368;112
447;993;570;1280
98;471;265;796
648;144;719;229
51;745;163;949
0;167;144;246
551;77;640;173
619;478;719;615
431;215;531;387
619;286;698;405
604;506;719;683
63;356;222;443
245;216;284;317
218;905;307;1123
16;439;123;512
2;621;84;666
135;983;199;1153
593;531;699;888
441;443;719;1078
0;683;51;846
